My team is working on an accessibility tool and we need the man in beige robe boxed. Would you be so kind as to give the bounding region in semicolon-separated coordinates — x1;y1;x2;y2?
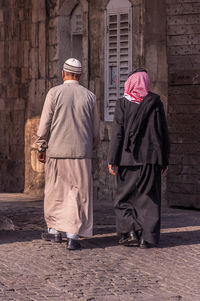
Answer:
36;58;99;250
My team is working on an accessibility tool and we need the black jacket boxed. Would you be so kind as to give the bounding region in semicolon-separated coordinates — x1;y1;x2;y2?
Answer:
107;92;170;167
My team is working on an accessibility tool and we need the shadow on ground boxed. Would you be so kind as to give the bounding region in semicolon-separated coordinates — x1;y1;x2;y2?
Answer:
158;230;200;248
0;229;41;244
1;228;200;249
1;197;200;249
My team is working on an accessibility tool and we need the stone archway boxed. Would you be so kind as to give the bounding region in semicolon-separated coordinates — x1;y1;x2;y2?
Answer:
57;0;89;87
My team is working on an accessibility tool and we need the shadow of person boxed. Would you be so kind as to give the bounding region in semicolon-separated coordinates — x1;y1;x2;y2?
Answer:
0;229;42;245
158;229;200;248
80;233;119;249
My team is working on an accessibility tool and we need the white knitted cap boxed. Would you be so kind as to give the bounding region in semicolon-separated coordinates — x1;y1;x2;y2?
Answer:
63;58;82;74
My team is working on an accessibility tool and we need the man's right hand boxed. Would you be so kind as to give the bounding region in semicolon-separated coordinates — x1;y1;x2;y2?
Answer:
108;164;118;176
37;151;46;163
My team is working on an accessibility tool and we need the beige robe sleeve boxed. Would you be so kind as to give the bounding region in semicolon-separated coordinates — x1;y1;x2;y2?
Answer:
36;90;55;151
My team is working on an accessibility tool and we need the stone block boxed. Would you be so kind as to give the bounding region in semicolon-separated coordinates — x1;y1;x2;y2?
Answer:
49;61;59;78
168;85;193;96
168;44;200;56
20;21;29;40
168;94;199;105
167;191;200;208
24;40;30;67
95;77;101;100
192;85;200;98
29;47;39;79
19;83;28;99
48;45;58;61
9;42;20;67
24;117;45;194
170;143;200;155
7;17;20;41
12;98;26;111
169;70;200;85
38;22;46;78
0;70;7;85
167;3;200;16
167;14;200;26
89;80;95;93
18;8;24;21
169;132;199;144
157;45;168;83
0;98;6;110
0;9;3;22
47;78;59;90
21;67;29;83
168;24;200;36
49;17;57;29
0;41;4;67
169;55;200;71
166;0;200;3
0;24;4;40
48;28;58;45
0;216;15;230
0;98;23;111
28;79;46;117
7;84;19;98
169;103;200;114
145;44;158;84
0;83;5;98
170;153;200;166
100;122;112;141
30;23;38;48
31;0;46;23
24;7;31;20
9;112;25;146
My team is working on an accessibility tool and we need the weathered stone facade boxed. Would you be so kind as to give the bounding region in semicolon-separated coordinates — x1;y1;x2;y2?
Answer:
0;0;200;207
166;0;200;208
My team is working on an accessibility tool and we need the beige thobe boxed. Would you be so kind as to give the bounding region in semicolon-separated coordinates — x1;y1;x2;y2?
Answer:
45;157;93;236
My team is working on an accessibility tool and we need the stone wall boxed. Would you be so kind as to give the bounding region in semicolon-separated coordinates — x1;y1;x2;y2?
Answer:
144;0;168;204
24;0;47;195
0;0;57;195
0;0;31;192
166;0;200;208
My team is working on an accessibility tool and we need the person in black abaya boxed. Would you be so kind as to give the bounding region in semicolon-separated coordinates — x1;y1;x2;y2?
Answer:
107;69;170;248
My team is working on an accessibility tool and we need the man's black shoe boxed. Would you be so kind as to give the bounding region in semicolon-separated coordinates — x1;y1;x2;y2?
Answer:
124;230;140;246
41;231;62;243
119;231;139;246
119;233;130;244
139;237;150;249
66;238;82;250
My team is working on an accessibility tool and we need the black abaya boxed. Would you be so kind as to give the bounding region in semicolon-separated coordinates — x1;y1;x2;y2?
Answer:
114;164;161;245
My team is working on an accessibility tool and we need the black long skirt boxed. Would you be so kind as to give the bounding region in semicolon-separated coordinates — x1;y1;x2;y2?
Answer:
114;164;161;244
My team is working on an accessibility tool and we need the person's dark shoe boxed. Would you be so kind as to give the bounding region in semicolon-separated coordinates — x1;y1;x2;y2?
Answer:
66;238;82;250
119;233;130;244
124;230;140;246
119;231;140;246
41;231;62;243
139;237;151;249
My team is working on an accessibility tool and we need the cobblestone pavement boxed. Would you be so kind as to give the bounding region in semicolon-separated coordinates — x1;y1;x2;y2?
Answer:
0;193;200;301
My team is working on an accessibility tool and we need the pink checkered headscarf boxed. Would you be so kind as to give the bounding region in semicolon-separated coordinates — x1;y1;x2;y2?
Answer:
124;72;150;104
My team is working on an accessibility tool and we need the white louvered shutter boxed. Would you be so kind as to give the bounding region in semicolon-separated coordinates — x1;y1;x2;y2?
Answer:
104;6;132;121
